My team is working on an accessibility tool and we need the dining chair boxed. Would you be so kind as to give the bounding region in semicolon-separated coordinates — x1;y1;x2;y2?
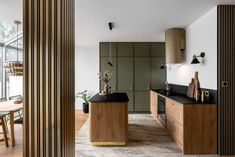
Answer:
0;113;9;147
0;98;9;133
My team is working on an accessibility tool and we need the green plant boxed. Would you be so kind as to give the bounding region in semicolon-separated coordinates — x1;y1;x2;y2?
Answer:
75;90;90;104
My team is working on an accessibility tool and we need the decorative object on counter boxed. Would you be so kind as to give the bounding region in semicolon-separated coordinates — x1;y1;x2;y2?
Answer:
191;52;205;64
13;95;23;104
3;20;23;76
98;70;112;95
193;71;201;101
76;90;91;113
201;91;205;102
187;78;195;98
165;81;170;95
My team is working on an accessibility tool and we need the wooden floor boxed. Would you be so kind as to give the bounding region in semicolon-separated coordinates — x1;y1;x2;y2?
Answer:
0;110;88;157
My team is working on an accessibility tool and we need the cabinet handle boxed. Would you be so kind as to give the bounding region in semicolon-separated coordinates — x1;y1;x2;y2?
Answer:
130;84;133;90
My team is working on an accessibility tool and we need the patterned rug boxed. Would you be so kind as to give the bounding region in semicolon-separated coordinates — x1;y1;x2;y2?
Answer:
75;114;218;157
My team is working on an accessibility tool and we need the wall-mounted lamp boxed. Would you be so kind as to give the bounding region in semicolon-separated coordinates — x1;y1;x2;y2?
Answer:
191;52;205;64
160;64;166;69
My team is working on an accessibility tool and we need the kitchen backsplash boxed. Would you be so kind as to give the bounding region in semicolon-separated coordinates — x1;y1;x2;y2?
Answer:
169;84;217;104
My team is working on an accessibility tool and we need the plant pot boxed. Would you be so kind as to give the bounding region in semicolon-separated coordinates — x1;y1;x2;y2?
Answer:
83;103;89;113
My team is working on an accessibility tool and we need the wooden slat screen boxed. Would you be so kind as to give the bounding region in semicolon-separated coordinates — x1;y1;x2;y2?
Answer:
23;0;75;157
218;5;235;155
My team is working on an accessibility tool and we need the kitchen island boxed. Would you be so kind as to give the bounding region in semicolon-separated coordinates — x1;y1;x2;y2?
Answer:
89;93;129;146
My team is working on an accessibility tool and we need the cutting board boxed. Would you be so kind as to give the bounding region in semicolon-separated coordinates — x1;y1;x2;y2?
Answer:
187;78;195;98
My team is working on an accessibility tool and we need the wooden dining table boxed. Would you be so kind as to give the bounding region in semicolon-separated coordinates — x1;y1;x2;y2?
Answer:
0;100;23;147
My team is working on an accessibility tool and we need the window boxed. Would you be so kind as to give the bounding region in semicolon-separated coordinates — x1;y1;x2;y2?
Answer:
0;22;23;99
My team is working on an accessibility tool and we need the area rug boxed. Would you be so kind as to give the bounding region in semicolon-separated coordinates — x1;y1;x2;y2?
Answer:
75;114;218;157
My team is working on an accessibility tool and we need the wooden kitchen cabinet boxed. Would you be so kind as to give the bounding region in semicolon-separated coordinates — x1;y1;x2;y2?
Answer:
165;97;217;155
150;91;157;117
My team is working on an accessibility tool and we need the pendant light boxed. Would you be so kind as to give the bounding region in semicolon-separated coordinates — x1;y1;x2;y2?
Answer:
107;22;113;67
4;20;23;76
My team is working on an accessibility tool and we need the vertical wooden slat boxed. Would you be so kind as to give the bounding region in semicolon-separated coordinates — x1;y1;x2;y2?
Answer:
218;5;235;156
23;0;75;156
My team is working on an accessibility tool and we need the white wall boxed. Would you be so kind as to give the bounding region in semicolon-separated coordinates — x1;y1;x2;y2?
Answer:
75;45;99;109
8;76;23;98
167;7;217;90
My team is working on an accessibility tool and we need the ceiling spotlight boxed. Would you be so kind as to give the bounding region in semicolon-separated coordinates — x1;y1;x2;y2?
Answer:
108;22;113;30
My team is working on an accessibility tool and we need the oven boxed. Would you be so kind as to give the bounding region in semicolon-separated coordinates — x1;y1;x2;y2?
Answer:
157;95;166;127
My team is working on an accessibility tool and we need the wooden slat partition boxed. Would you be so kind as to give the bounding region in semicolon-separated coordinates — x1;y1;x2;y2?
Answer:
23;0;75;157
218;5;235;155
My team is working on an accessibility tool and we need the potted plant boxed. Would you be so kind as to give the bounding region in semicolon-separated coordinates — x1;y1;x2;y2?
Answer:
76;90;90;113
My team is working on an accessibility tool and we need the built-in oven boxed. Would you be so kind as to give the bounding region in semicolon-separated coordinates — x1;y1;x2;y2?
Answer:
157;95;166;127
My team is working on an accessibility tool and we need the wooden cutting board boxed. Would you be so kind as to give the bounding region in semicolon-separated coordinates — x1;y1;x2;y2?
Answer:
187;78;195;98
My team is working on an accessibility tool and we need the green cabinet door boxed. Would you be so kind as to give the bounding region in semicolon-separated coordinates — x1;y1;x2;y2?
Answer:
117;57;134;111
134;57;150;90
134;43;150;56
100;57;116;91
150;42;165;57
118;57;133;91
117;43;133;57
151;57;166;89
135;91;150;111
100;42;116;57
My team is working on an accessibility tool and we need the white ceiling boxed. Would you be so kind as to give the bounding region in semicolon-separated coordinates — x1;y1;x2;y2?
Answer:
1;0;235;47
76;0;235;46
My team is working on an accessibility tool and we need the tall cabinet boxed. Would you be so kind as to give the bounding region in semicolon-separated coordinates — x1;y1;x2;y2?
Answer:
100;42;166;112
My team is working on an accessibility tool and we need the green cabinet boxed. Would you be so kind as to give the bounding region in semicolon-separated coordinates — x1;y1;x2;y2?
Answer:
135;91;150;111
117;43;133;57
100;42;165;112
118;57;133;91
100;42;116;57
134;57;150;90
151;57;166;89
150;42;165;57
118;57;134;111
134;43;150;56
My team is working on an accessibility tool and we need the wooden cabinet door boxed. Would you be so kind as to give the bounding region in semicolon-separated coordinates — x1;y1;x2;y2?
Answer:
150;91;157;116
117;57;133;91
170;101;183;125
151;57;166;89
135;91;150;111
100;57;116;91
100;42;116;57
117;43;133;57
134;57;150;90
134;43;150;56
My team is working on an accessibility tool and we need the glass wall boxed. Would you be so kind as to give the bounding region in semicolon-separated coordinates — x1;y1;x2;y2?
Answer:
0;22;23;99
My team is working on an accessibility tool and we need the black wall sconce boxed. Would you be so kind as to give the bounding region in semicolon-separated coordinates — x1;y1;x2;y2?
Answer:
160;64;166;69
191;52;205;64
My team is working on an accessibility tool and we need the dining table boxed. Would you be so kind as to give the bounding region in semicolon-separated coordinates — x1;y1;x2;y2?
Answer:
0;100;23;147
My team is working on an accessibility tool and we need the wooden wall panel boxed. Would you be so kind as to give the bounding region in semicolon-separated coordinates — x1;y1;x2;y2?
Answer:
23;0;75;157
218;5;235;155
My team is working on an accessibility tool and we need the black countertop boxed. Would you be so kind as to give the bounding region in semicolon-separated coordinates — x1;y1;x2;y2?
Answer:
152;89;216;105
89;93;129;103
